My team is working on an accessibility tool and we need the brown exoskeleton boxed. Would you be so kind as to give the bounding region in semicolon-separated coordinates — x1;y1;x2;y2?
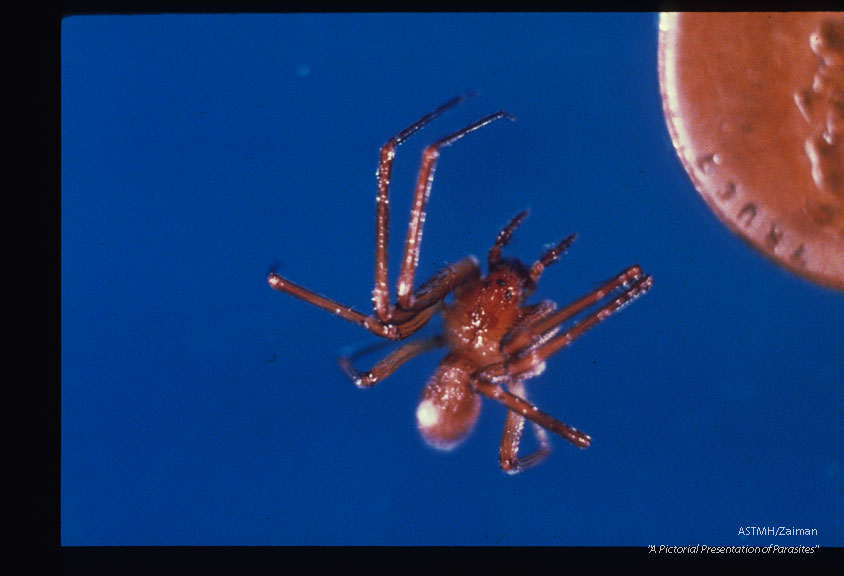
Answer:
268;95;652;473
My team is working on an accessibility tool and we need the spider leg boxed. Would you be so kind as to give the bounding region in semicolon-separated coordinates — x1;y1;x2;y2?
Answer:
498;379;552;474
267;271;407;339
506;270;652;379
338;335;445;388
373;256;481;339
402;257;480;313
488;211;529;267
472;266;652;448
267;272;374;331
511;299;558;333
376;256;480;339
500;265;649;356
395;111;515;310
529;233;577;283
487;210;575;283
268;256;479;341
270;98;513;342
373;94;474;322
471;377;592;448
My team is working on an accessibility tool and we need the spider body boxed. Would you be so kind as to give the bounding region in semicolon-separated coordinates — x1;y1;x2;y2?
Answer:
418;258;539;451
268;95;652;473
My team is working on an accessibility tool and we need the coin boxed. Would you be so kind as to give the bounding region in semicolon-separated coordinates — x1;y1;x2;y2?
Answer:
658;12;844;291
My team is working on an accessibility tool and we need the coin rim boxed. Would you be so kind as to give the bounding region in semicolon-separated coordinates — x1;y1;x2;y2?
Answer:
657;12;844;292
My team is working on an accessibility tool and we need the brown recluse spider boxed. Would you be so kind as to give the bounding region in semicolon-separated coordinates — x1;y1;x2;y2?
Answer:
267;94;653;473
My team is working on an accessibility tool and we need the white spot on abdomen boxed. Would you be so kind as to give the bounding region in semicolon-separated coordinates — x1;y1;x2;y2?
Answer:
416;399;439;429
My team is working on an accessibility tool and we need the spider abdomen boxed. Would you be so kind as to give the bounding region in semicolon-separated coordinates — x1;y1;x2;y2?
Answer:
415;353;482;451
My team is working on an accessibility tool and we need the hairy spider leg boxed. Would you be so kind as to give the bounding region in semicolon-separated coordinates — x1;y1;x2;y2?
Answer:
338;335;446;389
505;271;653;378
267;93;508;340
488;211;529;267
400;257;480;314
498;380;552;474
501;265;648;356
471;377;592;448
529;233;577;283
267;262;471;341
395;111;515;311
494;299;559;472
472;266;653;448
373;93;475;322
488;210;575;281
267;273;371;329
269;97;512;341
336;255;484;385
494;285;603;472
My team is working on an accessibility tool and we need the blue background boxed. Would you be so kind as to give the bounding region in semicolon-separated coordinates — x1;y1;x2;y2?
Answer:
61;14;843;546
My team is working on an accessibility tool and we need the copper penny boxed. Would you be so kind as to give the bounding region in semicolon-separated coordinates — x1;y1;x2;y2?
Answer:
658;12;844;291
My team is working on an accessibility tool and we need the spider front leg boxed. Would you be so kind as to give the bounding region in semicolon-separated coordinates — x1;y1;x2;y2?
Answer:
506;267;653;378
269;96;511;342
500;265;652;358
373;94;474;322
268;96;474;340
391;110;514;312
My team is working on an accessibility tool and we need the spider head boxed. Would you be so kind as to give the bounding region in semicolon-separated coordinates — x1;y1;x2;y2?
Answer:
486;257;537;302
447;258;536;352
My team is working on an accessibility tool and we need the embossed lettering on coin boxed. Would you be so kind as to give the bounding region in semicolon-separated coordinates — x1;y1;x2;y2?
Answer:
659;12;844;291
